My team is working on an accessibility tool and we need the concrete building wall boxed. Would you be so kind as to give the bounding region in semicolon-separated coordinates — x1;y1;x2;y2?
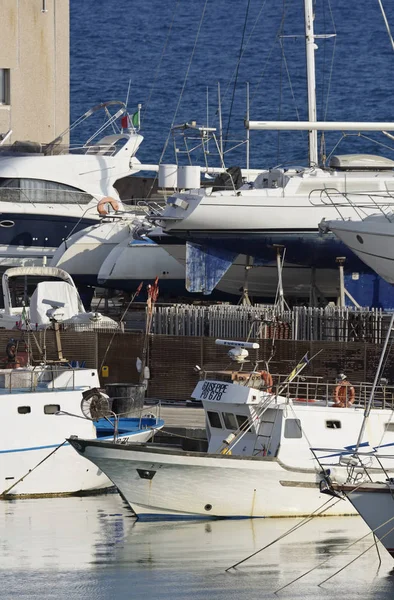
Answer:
0;0;69;143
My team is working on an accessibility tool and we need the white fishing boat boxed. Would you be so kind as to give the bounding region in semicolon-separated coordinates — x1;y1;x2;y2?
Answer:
148;1;394;306
0;100;157;269
68;338;394;520
0;266;118;331
318;315;394;558
0;343;163;498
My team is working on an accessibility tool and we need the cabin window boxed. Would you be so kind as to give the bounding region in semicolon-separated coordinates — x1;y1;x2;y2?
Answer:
0;69;10;105
44;404;60;414
284;418;302;438
0;178;93;204
18;406;31;414
236;414;252;432
385;423;394;432
223;412;238;430
207;411;222;429
326;420;342;429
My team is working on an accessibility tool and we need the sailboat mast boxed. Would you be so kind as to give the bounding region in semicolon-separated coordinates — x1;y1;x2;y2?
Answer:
304;0;318;166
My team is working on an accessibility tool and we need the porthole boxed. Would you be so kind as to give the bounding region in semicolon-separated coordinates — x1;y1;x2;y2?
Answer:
18;406;31;414
356;235;364;244
44;404;60;414
0;220;14;227
204;504;213;511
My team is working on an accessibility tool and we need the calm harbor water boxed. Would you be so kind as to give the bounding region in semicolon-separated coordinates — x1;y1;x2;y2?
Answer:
1;493;394;599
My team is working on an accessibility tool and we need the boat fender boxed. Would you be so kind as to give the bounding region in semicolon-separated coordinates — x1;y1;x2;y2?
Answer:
97;196;120;216
260;370;273;393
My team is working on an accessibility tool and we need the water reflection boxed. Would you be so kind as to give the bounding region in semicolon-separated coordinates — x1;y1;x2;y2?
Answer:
0;494;393;600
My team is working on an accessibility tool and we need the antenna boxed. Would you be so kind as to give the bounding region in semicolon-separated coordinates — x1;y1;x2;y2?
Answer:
215;339;259;349
216;339;260;364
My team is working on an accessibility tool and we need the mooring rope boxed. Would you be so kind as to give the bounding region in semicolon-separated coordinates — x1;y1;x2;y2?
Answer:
225;495;341;572
0;440;67;497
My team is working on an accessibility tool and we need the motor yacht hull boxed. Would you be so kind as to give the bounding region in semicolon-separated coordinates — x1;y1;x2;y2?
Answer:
326;218;394;285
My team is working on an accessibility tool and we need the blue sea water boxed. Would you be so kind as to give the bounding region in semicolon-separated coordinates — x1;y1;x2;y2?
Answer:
70;0;394;169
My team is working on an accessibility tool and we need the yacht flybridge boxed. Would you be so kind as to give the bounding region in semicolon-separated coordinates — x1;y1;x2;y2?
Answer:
0;101;157;270
149;0;394;301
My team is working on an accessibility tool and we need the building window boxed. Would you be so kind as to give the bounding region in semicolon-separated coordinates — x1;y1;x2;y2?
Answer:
0;69;10;105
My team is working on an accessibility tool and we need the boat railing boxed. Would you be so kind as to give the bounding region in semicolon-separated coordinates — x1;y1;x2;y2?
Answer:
274;376;394;410
201;371;394;409
106;398;162;431
309;187;394;220
0;365;87;393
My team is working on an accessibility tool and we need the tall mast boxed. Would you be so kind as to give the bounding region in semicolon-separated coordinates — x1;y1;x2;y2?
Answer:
304;0;318;166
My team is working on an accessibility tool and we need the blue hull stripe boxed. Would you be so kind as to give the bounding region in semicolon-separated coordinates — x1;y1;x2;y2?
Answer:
0;429;151;454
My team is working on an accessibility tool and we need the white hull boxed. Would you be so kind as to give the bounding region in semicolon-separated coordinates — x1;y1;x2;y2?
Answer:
0;365;160;498
159;168;394;234
51;218;140;277
343;484;394;558
327;216;394;284
0;429;154;498
70;441;358;519
99;238;339;298
163;244;340;298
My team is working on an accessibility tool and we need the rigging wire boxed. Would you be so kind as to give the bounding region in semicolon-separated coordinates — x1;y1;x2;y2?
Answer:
378;0;394;51
275;512;394;593
146;0;209;197
216;0;269;116
223;0;251;151
225;496;341;572
141;0;181;126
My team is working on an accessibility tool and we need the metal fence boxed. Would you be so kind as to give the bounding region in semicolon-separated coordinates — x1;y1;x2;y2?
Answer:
152;305;391;343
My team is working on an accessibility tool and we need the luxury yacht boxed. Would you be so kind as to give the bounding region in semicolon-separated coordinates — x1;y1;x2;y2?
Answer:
0;100;154;269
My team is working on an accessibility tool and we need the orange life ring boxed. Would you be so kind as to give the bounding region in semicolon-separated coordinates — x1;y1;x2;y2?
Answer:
260;370;273;393
97;196;120;216
333;380;355;408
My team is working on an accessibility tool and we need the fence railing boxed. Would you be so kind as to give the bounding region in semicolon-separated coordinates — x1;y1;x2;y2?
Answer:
152;304;392;343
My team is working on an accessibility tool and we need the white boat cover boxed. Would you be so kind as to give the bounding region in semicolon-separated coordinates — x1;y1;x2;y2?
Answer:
29;281;83;325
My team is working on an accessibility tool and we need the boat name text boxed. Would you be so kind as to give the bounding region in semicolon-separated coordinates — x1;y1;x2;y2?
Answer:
200;382;228;401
